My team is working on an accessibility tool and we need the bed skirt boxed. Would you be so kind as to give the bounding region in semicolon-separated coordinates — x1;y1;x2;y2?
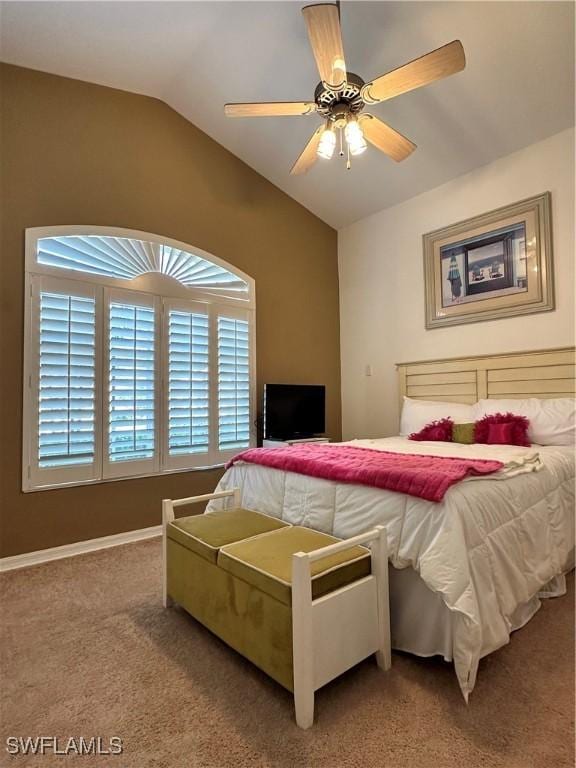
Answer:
390;563;572;662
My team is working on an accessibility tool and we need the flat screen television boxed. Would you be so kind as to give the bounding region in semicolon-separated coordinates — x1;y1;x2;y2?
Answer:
264;384;325;440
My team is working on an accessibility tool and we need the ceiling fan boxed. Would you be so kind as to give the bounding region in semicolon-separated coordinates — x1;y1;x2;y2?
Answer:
224;3;465;174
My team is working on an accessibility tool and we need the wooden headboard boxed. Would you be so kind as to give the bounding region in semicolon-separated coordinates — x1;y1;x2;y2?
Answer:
397;347;575;406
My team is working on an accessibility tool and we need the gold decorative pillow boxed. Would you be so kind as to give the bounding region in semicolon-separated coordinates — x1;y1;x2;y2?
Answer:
452;422;475;444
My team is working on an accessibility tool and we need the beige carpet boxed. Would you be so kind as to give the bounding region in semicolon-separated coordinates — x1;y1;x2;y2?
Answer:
1;539;573;768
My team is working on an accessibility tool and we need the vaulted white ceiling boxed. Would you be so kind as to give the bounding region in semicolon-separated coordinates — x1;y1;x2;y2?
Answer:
1;1;574;228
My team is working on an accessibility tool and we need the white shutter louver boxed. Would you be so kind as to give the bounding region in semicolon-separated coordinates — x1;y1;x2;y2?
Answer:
168;310;210;456
108;302;155;462
38;292;96;468
218;316;251;452
37;235;249;300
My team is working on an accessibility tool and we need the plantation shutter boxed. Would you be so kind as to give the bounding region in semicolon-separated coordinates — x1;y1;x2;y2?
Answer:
27;276;101;488
217;314;251;453
38;292;96;467
104;292;159;477
165;305;210;467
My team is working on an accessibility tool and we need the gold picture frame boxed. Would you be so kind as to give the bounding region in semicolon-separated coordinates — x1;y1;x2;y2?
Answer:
423;192;554;329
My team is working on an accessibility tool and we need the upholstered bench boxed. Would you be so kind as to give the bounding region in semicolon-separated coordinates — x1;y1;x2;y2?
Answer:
162;488;390;728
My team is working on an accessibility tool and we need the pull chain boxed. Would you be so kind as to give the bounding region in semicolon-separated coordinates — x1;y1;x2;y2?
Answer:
346;140;351;170
339;126;344;157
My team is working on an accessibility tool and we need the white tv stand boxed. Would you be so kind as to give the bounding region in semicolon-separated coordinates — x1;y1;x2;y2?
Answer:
262;437;330;448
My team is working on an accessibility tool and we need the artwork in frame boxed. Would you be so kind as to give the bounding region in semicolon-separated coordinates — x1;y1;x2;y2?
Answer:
423;192;554;329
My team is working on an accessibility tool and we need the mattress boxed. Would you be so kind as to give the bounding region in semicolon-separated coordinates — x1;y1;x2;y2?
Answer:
207;438;575;699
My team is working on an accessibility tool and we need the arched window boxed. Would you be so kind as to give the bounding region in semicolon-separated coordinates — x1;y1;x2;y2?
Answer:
23;226;255;491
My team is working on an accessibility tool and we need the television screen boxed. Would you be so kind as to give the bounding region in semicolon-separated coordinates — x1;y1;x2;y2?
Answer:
264;384;325;440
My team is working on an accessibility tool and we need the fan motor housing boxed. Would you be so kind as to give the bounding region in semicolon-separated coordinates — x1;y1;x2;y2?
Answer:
314;72;365;118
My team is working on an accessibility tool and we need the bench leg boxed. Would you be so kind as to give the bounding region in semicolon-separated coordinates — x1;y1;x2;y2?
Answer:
292;552;315;729
162;500;175;609
294;681;314;730
372;526;391;671
163;587;174;609
376;647;391;672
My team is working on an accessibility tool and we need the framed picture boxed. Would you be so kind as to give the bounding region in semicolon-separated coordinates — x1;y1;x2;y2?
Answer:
423;192;554;329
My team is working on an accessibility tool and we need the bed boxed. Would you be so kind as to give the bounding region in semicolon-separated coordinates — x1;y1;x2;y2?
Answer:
207;347;575;699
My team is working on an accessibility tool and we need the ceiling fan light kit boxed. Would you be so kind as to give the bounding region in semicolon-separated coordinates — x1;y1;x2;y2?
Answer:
344;116;367;157
224;3;466;176
317;122;336;159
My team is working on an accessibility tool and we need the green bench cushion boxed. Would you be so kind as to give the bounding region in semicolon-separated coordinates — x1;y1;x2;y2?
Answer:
167;508;289;564
218;526;371;606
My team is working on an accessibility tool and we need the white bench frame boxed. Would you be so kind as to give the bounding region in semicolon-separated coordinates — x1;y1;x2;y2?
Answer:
291;525;390;728
162;489;391;729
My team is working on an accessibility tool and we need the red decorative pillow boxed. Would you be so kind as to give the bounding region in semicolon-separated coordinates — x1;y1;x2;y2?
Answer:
409;418;454;442
474;412;530;447
487;422;514;444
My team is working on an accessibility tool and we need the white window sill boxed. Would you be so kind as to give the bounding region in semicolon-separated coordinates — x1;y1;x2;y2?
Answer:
23;462;227;493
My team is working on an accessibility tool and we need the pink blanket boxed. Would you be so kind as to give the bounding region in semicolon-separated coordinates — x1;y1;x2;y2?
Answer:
227;444;504;502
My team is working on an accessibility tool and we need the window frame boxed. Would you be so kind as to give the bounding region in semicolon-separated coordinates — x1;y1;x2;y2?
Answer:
23;226;256;492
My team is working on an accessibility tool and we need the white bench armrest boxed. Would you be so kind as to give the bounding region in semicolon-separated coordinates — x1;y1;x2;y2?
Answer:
294;525;387;564
163;488;241;512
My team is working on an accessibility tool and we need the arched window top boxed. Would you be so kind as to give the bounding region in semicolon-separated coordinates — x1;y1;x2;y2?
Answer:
26;226;253;306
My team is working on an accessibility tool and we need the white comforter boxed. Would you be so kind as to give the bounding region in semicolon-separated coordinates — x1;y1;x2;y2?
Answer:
208;438;575;699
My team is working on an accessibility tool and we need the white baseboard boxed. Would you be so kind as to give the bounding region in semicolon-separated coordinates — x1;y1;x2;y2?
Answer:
0;525;162;572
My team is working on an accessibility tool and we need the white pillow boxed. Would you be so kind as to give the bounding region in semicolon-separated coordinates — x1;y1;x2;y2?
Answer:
400;397;476;437
474;398;576;446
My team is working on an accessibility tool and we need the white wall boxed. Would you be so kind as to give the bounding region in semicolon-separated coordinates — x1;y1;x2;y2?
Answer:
338;128;575;440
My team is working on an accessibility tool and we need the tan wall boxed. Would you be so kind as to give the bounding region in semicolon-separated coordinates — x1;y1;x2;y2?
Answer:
0;64;340;557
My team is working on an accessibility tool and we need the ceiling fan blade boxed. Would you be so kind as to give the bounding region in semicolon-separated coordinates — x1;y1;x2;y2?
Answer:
362;40;465;104
225;102;317;117
302;4;347;88
290;126;324;175
359;114;416;162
